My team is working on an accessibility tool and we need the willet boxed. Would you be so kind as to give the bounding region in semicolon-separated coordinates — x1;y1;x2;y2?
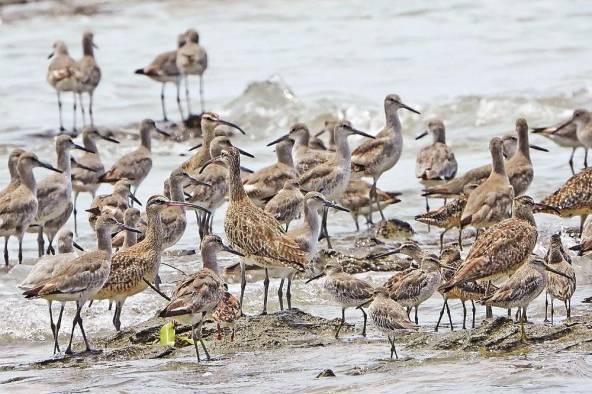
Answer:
88;179;139;230
159;234;241;361
31;135;93;256
264;179;304;231
0;148;26;195
71;126;120;235
176;28;208;114
212;290;241;341
201;147;307;314
351;94;420;222
365;287;417;359
93;196;208;331
307;262;373;338
340;179;401;231
0;153;61;265
100;119;170;198
544;234;576;324
47;41;79;132
441;196;555;293
299;121;375;248
135;34;185;121
532;118;585;174
18;229;83;353
246;137;297;206
23;209;136;354
481;256;571;341
121;208;141;250
76;32;101;126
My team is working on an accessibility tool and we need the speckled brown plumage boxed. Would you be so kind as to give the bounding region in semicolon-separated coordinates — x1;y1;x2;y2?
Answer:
538;168;592;218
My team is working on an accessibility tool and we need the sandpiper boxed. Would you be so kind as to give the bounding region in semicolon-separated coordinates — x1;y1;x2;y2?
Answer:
532;118;585;174
88;180;140;230
0;148;26;195
552;109;592;166
76;32;101;126
47;41;79;132
176;28;208;114
212;290;241;341
121;208;141;250
545;234;576;324
340;179;401;231
264;179;304;231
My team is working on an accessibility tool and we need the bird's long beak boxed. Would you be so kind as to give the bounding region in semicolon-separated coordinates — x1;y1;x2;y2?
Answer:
552;117;574;134
401;102;421;115
48;52;54;59
529;144;549;152
534;202;560;214
322;199;350;212
37;160;62;173
128;193;142;206
415;130;428;140
218;119;246;135
199;157;223;174
368;247;401;260
70;157;97;172
236;147;255;158
240;166;254;174
305;272;326;284
182;172;211;188
438;262;456;271
222;243;245;257
116;221;142;234
73;241;84;251
85;207;101;215
188;143;202;151
315;129;326;137
356;299;372;310
92;42;99;49
267;134;290;146
346;125;375;139
544;264;572;279
166;200;211;214
155;126;171;137
98;133;120;144
71;141;94;153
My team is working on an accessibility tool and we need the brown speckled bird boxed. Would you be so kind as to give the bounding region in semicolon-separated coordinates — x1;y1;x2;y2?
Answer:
544;234;576;324
264;179;304;230
340;179;401;231
88;179;140;230
212;291;241;341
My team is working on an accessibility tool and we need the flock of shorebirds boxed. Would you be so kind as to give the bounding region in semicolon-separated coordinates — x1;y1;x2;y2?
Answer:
5;28;592;362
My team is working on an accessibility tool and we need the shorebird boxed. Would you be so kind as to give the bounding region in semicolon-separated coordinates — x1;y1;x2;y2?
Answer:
351;94;420;222
268;123;322;174
536;167;592;236
481;256;571;341
135;34;185;121
1;153;61;265
121;208;141;250
18;229;83;353
176;28;208;115
246;137;297;206
340;179;401;231
212;290;241;341
88;180;140;230
31;135;93;256
71;126;120;235
365;286;417;359
275;191;349;310
545;234;576;324
571;216;592;255
532;119;585;174
370;240;425;264
441;196;556;293
159;234;241;361
459;137;514;235
299;121;375;248
0;148;26;195
552;109;592;165
93;196;208;331
201;147;307;314
100;119;170;198
315;118;340;152
306;262;373;338
264;179;304;230
47;41;79;132
187;135;252;237
23;209;136;354
76;32;101;126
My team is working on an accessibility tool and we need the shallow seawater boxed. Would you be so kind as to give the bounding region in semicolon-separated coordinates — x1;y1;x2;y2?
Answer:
1;0;592;392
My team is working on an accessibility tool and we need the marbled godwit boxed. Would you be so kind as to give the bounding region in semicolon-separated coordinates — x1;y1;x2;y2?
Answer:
23;209;136;354
536;167;592;236
441;196;556;293
300;121;375;248
532;119;585;174
121;208;141;250
212;289;241;341
47;41;79;132
31;135;93;256
0;148;26;195
76;32;101;126
159;234;241;361
18;229;83;353
340;179;401;231
94;196;208;331
365;286;417;359
135;34;185;121
247;137;297;206
100;119;170;198
188;135;252;236
351;94;420;222
459;137;514;234
88;180;140;230
481;256;570;341
307;262;373;338
72;126;120;235
264;179;304;230
275;191;349;310
176;28;208;114
201;147;307;314
0;153;61;266
545;234;576;324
